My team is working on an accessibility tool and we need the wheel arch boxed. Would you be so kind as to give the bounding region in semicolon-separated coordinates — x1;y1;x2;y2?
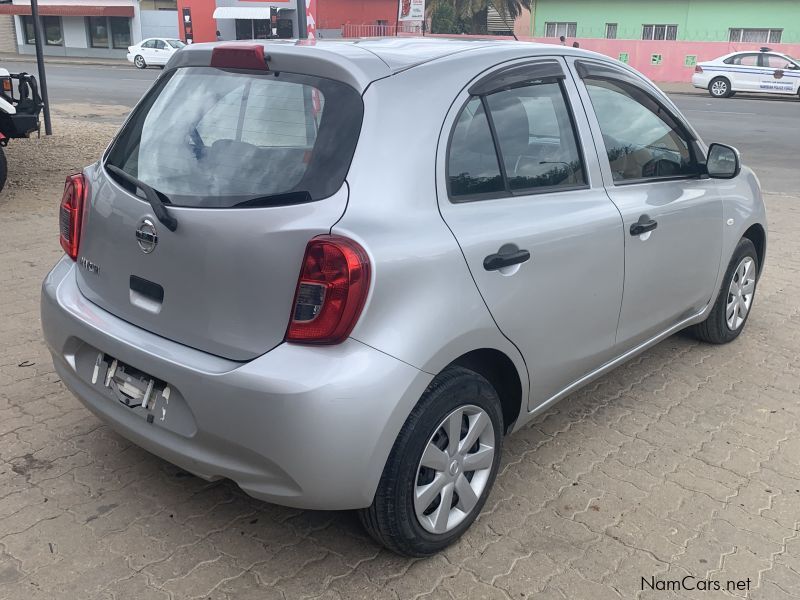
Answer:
742;223;766;275
448;348;524;435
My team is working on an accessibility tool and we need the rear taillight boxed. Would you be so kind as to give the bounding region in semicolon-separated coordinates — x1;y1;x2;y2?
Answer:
59;173;86;260
286;235;371;344
695;65;704;73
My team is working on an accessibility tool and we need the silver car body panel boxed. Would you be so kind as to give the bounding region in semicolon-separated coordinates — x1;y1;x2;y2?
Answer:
41;39;767;509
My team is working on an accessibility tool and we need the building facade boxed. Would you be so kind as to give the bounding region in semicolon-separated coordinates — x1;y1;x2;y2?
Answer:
0;0;179;58
530;0;800;43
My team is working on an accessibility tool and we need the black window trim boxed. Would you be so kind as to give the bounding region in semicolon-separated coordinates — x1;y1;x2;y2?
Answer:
575;59;706;187
446;65;591;204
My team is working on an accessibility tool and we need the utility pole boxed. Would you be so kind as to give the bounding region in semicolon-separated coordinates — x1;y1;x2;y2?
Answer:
29;0;52;135
297;0;308;38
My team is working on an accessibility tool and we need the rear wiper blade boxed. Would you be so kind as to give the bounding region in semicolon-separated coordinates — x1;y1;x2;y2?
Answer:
231;191;312;208
105;164;178;232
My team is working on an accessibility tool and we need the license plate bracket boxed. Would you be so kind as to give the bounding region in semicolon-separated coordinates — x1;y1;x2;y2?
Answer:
92;353;170;411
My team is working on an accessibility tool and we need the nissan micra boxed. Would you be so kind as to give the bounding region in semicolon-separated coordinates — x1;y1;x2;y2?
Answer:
42;39;766;556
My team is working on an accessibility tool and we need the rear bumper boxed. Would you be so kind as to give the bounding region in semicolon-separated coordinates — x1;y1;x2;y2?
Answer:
691;73;712;89
41;257;432;509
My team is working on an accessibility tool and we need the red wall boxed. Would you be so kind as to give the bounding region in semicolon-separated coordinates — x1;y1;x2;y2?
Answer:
176;0;218;43
317;0;398;30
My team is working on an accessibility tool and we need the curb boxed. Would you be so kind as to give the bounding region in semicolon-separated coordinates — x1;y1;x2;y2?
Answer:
0;53;129;68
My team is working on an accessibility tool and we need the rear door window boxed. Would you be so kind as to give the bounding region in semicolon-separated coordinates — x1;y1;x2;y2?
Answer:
485;81;585;192
447;72;586;201
105;67;363;207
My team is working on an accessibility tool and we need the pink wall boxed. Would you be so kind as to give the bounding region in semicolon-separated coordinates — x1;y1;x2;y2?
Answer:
417;34;800;82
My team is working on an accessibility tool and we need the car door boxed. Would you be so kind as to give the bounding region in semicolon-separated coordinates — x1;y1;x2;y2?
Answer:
152;39;169;65
762;53;798;94
727;53;762;92
437;58;625;409
139;39;156;63
570;59;723;350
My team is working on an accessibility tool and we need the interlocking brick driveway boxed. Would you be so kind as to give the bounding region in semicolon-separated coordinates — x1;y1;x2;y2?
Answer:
1;117;798;600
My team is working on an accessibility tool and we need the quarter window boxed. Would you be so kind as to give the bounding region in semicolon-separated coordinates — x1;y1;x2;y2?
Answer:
448;98;504;198
584;78;697;182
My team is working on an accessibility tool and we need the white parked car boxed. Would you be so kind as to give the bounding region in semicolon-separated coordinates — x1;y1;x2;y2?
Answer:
127;38;186;69
693;48;800;98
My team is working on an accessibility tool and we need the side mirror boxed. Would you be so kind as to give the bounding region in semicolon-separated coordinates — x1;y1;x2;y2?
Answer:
706;143;741;179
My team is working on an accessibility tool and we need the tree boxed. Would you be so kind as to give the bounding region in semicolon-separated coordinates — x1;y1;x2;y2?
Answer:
428;0;530;35
430;1;468;34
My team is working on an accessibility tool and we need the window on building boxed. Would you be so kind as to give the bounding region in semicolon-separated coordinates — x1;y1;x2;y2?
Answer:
545;22;577;38
87;17;109;48
642;24;677;41
110;17;131;48
729;28;782;43
234;19;270;40
605;23;617;39
86;16;130;49
22;16;63;46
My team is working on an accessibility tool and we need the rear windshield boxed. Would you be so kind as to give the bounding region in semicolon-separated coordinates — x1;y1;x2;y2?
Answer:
105;67;363;208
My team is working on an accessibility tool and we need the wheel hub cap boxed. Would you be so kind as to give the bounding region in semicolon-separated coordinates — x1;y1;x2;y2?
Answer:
726;256;755;331
413;405;496;534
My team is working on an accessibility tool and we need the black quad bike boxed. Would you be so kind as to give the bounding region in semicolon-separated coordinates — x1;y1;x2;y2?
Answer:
0;69;44;193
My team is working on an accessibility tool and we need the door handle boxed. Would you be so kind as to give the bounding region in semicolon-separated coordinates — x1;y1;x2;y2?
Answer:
483;249;531;271
630;216;658;236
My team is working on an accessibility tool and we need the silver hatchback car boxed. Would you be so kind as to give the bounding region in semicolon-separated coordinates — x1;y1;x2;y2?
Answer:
42;39;766;556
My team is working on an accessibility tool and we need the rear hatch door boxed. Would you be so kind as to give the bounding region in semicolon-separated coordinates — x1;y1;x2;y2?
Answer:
75;64;363;361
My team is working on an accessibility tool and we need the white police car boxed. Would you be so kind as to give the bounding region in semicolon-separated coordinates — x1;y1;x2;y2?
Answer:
692;48;800;98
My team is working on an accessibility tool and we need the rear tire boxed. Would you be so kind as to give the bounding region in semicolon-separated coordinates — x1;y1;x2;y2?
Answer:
689;238;758;344
0;146;7;194
359;366;504;556
134;55;146;69
709;77;732;98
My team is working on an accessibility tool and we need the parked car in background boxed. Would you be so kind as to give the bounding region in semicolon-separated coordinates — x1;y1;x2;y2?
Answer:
693;47;800;98
42;39;767;557
127;38;186;69
0;67;43;192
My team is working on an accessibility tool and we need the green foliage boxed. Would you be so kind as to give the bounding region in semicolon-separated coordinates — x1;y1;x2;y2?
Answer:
428;0;531;34
430;2;469;34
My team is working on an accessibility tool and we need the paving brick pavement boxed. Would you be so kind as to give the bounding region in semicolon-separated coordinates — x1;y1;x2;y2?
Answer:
0;118;798;600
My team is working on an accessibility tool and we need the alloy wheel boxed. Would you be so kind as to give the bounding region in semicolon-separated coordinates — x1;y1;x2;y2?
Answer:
726;256;755;330
711;80;728;96
135;56;145;68
414;405;496;534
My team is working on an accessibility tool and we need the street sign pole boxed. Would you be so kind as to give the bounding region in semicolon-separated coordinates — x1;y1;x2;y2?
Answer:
297;0;308;39
29;0;52;135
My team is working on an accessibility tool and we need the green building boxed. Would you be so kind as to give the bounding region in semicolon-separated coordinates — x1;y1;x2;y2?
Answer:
530;0;800;43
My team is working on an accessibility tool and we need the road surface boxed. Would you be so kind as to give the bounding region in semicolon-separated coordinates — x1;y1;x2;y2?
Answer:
3;60;797;192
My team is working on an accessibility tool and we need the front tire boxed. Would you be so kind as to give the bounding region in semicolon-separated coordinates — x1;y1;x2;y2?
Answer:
134;55;146;69
689;238;758;344
359;366;504;556
0;146;7;193
709;77;732;98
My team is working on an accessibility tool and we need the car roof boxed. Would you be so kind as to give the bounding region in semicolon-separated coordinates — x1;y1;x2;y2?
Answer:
172;37;601;92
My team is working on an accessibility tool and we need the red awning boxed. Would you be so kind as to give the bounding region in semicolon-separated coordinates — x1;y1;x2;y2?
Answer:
0;4;134;17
